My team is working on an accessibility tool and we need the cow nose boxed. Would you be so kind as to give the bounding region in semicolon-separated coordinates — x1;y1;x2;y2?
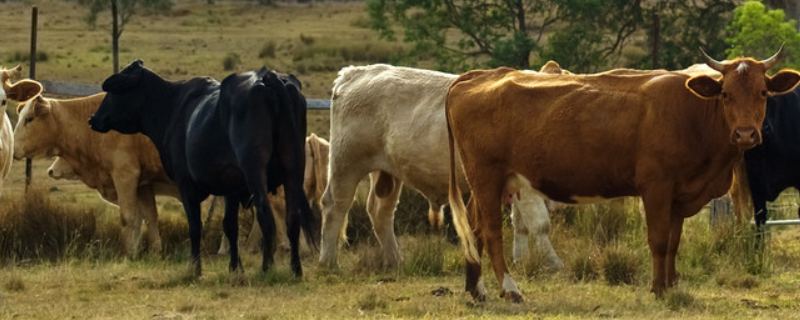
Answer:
732;127;760;147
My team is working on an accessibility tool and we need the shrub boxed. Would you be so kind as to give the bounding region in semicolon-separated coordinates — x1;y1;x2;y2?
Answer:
259;41;277;59
222;53;241;71
569;250;599;282
602;243;640;286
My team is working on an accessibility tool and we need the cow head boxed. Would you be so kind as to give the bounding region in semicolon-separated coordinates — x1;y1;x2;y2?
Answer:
14;94;59;160
47;157;77;180
89;59;147;134
1;65;23;110
686;45;800;150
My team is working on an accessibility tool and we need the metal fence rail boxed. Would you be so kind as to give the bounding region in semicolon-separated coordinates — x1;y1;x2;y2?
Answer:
41;80;332;110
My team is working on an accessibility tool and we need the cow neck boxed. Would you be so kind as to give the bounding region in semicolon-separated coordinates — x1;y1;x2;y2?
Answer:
136;75;184;149
49;94;106;158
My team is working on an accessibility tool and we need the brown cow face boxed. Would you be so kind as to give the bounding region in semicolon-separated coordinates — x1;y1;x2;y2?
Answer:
14;95;56;159
686;49;800;150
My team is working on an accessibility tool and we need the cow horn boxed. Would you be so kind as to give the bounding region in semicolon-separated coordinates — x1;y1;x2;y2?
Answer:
700;47;725;72
761;43;785;70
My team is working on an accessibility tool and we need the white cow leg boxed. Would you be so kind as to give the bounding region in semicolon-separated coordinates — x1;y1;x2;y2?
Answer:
510;204;530;263
366;174;403;268
514;189;564;269
319;170;363;269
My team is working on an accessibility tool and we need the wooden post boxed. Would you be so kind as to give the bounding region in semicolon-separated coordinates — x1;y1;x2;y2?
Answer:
652;12;660;69
25;5;37;193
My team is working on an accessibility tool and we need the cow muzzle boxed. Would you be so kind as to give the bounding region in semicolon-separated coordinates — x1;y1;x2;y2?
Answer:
88;115;110;133
731;126;761;149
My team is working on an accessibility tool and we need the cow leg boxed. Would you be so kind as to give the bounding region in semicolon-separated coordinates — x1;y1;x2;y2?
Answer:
245;206;264;254
267;191;291;258
641;185;673;297
465;196;487;301
476;173;522;302
112;170;144;258
178;187;205;277
365;172;403;268
223;195;244;273
665;216;684;288
428;201;444;230
511;190;563;269
136;185;162;254
319;168;366;269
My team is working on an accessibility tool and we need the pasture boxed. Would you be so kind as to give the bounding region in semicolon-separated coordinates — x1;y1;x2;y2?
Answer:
2;0;800;319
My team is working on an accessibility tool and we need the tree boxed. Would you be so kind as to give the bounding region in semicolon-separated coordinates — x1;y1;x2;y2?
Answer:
369;0;650;72
639;0;738;71
764;0;800;29
80;0;172;73
725;0;800;70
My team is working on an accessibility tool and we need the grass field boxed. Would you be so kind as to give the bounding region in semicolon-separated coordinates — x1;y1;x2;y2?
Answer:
3;0;800;319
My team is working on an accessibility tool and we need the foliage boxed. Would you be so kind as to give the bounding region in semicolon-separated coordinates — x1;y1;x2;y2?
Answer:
639;0;738;70
726;0;800;70
368;0;746;73
537;0;645;73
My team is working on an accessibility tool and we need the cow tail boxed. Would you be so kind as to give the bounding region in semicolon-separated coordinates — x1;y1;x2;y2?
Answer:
446;78;480;264
731;157;754;226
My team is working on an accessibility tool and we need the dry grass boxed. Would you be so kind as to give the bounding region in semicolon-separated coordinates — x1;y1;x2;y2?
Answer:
2;1;800;319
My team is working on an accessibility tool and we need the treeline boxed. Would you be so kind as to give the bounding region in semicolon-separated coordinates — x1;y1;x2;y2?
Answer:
368;0;800;73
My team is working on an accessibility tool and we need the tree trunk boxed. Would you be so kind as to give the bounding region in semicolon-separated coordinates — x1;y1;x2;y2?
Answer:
515;0;529;69
111;0;120;74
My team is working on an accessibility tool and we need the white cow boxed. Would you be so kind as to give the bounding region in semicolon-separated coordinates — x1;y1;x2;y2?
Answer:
319;64;564;269
0;66;24;197
10;81;178;256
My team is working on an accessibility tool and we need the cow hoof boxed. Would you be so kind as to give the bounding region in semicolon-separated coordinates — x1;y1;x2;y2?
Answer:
500;291;524;303
470;290;486;303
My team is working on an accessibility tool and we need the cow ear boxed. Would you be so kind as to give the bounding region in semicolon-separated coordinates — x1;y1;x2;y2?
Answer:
6;80;43;102
686;75;722;99
32;96;50;117
767;70;800;95
102;73;138;92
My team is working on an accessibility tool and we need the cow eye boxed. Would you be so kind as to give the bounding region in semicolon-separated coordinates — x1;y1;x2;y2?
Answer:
721;92;728;99
24;117;33;125
1;100;5;106
761;90;768;97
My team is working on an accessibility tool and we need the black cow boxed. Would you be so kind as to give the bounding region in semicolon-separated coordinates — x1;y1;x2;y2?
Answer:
89;60;316;277
741;85;800;227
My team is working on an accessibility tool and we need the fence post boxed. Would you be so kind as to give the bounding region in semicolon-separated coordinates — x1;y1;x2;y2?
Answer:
25;5;37;193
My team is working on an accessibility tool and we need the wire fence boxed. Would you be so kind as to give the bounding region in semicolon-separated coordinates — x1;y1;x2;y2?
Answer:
40;80;332;109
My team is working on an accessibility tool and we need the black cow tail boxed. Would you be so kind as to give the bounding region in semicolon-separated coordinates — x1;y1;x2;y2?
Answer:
298;194;320;251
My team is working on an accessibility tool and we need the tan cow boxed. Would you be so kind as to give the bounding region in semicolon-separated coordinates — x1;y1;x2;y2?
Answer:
446;48;800;302
319;64;567;270
10;81;177;256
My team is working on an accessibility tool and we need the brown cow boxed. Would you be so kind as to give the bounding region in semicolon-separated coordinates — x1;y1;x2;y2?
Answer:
446;47;800;302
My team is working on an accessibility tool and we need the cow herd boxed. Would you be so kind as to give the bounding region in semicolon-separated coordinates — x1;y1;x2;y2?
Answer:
0;45;799;304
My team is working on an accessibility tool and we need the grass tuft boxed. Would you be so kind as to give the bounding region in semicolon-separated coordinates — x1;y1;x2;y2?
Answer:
3;275;25;292
602;242;640;286
664;289;695;311
357;292;387;311
402;234;446;277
